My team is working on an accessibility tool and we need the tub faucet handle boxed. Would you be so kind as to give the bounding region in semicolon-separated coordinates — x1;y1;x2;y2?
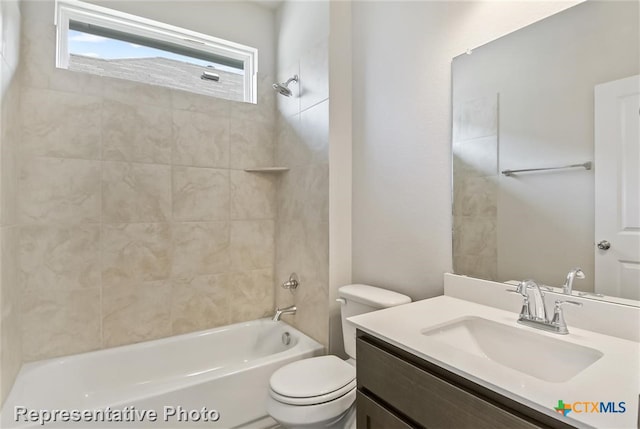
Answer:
281;273;299;292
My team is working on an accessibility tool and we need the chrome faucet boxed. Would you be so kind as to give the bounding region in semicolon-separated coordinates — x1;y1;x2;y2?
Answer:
562;267;585;295
508;280;582;334
524;279;547;321
272;305;296;322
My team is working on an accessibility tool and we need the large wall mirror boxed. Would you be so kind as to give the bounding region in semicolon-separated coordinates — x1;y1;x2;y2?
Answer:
451;1;639;305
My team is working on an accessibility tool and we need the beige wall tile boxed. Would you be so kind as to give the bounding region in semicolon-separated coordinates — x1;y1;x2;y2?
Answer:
1;65;20;226
275;219;305;295
299;100;329;164
256;73;277;116
19;225;100;291
230;220;274;271
173;110;229;168
453;253;498;281
453;216;497;258
102;223;171;284
171;89;230;117
22;288;101;361
230;171;276;220
1;220;22;395
275;101;328;167
1;227;21;387
229;119;275;169
101;77;172;108
49;68;104;97
228;268;274;324
278;164;329;223
229;73;275;124
297;221;329;290
19;157;101;223
1;227;19;323
21;87;102;160
275;113;307;167
20;14;103;96
275;102;328;168
273;42;330;347
459;176;498;217
274;217;329;336
1;302;22;400
102;280;171;348
102;161;171;223
172;222;230;276
171;274;229;334
273;198;304;311
14;1;282;363
173;167;229;221
290;283;329;346
102;99;172;164
19;2;56;91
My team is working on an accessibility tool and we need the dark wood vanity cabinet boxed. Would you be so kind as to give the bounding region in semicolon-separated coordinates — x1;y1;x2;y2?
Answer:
356;331;575;429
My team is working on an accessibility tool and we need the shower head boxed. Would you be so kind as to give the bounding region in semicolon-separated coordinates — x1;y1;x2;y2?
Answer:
272;75;298;97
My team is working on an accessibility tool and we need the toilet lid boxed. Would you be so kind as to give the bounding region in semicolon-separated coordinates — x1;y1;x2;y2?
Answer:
269;356;356;403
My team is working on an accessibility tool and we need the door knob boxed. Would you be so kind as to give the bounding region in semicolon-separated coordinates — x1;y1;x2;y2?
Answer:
597;240;611;250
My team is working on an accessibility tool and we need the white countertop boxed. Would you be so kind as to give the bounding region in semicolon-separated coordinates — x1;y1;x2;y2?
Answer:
349;296;640;429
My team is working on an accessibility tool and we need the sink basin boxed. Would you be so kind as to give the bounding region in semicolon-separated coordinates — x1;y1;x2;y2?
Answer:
422;317;603;383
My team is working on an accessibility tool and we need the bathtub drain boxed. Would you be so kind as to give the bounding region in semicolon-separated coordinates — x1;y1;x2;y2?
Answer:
282;332;291;345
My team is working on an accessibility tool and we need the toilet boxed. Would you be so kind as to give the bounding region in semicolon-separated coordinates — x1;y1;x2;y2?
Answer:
266;284;411;429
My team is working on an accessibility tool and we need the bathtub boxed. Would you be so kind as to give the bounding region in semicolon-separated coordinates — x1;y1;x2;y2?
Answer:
1;319;324;428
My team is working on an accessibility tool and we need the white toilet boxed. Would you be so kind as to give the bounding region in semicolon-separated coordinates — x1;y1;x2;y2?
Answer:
266;284;411;429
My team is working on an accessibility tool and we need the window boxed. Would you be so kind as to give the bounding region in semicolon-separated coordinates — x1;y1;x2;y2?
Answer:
55;0;258;103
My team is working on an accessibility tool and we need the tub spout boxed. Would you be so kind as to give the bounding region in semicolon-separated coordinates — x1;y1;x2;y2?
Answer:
272;305;296;322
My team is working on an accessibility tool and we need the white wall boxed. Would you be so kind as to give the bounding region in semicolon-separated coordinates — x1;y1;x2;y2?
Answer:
87;0;277;78
352;1;580;300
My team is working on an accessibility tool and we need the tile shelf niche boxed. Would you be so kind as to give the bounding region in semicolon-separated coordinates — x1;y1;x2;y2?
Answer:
243;167;290;173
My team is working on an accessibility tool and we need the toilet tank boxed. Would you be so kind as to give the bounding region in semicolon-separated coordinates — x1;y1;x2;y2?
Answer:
338;284;411;359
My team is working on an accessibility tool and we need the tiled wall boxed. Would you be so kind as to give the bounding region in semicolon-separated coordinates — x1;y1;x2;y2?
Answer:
275;40;330;346
17;1;277;361
0;0;22;404
452;95;498;281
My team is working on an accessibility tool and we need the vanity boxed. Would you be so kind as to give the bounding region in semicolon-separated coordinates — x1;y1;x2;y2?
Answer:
356;333;559;428
349;284;639;429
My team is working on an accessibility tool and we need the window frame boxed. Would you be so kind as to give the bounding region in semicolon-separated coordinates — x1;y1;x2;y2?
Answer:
54;0;259;103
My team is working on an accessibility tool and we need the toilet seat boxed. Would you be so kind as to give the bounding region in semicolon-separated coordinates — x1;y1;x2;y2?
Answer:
270;379;356;406
269;356;356;406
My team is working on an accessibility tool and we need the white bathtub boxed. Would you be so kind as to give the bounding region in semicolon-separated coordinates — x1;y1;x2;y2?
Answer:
1;319;324;428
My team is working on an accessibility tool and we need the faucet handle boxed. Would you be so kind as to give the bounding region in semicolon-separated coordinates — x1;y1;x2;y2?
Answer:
555;300;583;308
551;300;582;334
505;281;527;296
281;273;299;292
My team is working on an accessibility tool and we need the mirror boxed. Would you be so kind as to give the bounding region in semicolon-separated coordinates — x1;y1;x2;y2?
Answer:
451;1;639;305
